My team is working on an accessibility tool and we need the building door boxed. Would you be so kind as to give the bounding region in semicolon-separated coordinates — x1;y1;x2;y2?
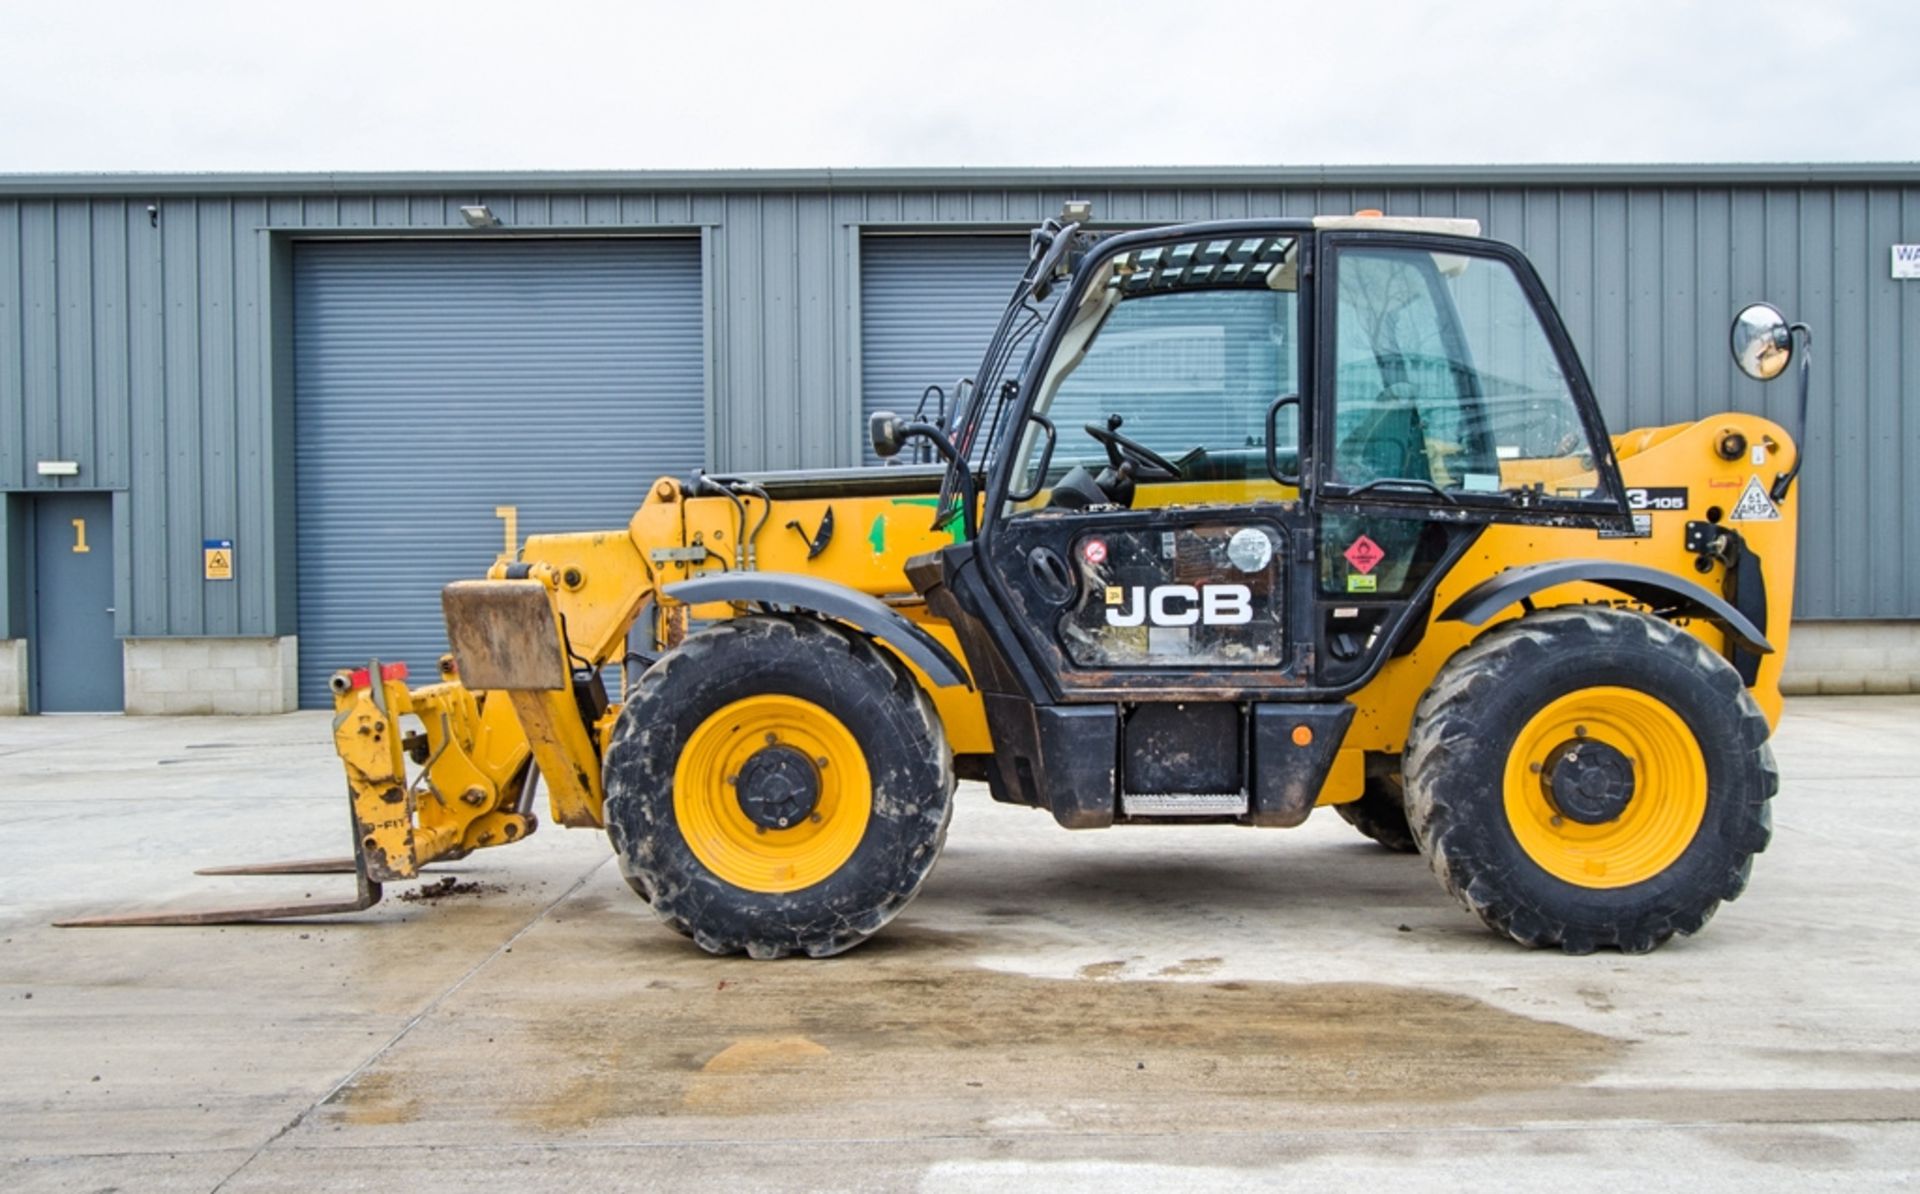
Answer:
31;493;122;712
292;238;706;707
860;234;1031;463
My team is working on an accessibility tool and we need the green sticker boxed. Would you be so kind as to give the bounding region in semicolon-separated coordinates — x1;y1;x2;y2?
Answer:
889;496;966;544
1346;573;1378;593
867;515;886;554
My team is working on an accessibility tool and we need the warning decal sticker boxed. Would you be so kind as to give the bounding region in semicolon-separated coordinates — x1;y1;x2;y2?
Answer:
1343;535;1385;574
1599;513;1654;540
203;538;234;581
1728;476;1781;522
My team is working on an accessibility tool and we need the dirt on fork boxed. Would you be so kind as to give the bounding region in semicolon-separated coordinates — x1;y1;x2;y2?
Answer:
397;876;502;902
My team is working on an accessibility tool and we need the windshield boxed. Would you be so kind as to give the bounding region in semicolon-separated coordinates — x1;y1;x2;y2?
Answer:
1006;234;1302;507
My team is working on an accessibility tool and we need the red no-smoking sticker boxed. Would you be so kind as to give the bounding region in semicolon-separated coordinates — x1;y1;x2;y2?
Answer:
1343;534;1385;574
1082;538;1108;565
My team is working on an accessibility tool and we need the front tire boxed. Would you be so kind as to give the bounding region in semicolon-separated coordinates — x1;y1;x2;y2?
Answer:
1405;606;1775;954
603;616;954;958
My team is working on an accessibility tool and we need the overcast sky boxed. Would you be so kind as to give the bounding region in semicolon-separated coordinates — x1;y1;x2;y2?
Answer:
1;0;1913;173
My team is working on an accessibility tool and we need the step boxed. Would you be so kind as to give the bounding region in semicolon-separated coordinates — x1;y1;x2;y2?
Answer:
1120;791;1249;817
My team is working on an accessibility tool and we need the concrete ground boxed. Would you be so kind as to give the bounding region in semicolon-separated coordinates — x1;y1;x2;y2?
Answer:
1;697;1916;1192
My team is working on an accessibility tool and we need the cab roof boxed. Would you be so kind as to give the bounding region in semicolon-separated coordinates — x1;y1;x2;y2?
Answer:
1310;214;1482;237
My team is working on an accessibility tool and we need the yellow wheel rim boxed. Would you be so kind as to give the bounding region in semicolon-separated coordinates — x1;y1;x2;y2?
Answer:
673;694;871;894
1503;686;1707;889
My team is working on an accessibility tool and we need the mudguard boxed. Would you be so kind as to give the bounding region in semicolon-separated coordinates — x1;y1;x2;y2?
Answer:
1437;560;1772;656
664;573;972;689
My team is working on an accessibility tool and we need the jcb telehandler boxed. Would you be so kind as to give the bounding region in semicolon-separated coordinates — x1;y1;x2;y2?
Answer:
66;206;1812;957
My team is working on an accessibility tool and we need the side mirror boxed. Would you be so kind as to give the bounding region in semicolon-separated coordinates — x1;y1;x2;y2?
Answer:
1731;302;1793;381
1728;303;1817;504
870;410;906;459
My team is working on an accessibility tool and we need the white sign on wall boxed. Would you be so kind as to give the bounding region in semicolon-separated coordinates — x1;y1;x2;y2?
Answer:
1895;244;1920;279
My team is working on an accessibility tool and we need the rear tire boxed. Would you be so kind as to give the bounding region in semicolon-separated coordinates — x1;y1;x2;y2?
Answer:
603;616;954;958
1405;606;1774;954
1334;764;1419;853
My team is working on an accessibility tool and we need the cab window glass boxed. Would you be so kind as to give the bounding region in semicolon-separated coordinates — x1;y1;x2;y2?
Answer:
1330;247;1597;499
1012;236;1301;508
1048;288;1297;455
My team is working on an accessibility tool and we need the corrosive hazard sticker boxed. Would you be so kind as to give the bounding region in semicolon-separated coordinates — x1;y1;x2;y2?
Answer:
1343;535;1385;574
1728;476;1780;522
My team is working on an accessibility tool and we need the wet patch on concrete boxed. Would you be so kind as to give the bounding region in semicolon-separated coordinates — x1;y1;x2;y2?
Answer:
1707;1125;1862;1166
1749;1047;1920;1076
684;1037;833;1111
1155;956;1223;977
329;1070;422;1126
319;930;1624;1135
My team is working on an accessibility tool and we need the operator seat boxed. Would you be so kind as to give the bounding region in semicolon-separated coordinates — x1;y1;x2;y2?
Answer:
1335;384;1433;487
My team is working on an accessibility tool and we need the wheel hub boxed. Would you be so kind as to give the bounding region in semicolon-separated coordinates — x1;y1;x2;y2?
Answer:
733;744;820;830
1544;738;1636;824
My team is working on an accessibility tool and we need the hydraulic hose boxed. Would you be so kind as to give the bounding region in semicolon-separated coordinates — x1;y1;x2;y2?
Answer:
687;471;748;568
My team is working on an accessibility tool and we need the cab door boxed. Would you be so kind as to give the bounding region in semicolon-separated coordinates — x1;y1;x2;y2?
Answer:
1308;232;1629;687
979;229;1316;702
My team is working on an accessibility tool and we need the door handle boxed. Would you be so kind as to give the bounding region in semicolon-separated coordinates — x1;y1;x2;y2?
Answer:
1026;546;1076;604
1266;394;1302;487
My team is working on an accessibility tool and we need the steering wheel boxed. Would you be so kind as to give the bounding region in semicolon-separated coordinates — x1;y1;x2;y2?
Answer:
1083;414;1182;480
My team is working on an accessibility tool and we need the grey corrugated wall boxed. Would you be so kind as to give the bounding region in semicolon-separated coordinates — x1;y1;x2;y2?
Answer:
0;166;1915;632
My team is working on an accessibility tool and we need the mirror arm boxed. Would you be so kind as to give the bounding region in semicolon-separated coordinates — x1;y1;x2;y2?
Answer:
1770;323;1814;503
874;413;977;539
904;420;959;465
908;423;980;540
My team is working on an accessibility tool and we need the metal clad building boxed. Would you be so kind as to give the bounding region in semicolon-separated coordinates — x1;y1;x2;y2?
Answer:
0;165;1915;712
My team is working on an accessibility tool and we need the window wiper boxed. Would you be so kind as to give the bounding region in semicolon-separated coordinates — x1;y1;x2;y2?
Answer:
1344;478;1462;506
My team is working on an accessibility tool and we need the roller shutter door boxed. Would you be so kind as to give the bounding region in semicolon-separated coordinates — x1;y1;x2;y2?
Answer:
293;238;704;707
860;234;1030;463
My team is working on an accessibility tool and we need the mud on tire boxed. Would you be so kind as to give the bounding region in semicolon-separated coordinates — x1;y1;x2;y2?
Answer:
1405;606;1775;954
602;616;954;958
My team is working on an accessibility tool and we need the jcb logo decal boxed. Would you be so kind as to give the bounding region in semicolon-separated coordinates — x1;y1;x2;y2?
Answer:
1106;583;1253;627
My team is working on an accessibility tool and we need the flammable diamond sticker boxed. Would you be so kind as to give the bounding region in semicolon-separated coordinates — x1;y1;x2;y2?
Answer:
1728;476;1781;522
1343;534;1385;574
